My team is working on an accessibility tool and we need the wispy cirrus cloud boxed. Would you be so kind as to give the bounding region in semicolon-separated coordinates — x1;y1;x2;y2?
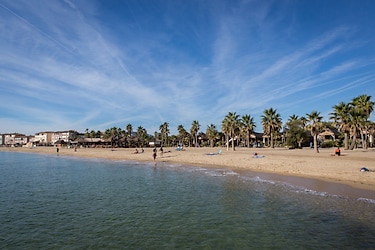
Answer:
1;0;375;134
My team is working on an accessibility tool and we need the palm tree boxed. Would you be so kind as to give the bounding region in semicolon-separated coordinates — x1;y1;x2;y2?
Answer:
89;130;96;139
206;124;218;147
221;117;230;151
350;95;374;149
104;126;121;148
103;128;111;138
136;126;147;147
159;122;169;146
169;135;178;147
288;114;299;121
261;108;282;148
306;111;323;153
330;102;351;150
177;124;189;147
96;130;102;138
330;95;375;150
347;108;365;150
125;124;133;147
351;94;374;118
85;128;90;138
190;120;200;147
300;116;308;129
241;114;256;148
126;123;132;135
222;112;240;151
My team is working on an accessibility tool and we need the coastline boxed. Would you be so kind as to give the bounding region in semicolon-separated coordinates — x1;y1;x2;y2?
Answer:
2;146;375;199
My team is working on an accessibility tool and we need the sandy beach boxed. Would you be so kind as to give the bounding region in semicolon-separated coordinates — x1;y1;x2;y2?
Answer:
2;146;375;197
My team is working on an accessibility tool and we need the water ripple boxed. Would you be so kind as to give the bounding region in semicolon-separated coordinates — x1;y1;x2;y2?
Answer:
0;152;374;249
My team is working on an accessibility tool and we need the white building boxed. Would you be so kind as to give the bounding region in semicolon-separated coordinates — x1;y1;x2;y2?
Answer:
34;132;53;145
51;130;78;144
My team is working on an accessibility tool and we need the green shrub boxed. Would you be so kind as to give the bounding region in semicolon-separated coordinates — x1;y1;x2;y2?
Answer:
320;140;338;148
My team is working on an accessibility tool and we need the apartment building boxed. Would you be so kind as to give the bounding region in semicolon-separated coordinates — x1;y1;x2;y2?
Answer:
34;132;53;145
0;133;31;146
1;130;79;146
51;130;78;144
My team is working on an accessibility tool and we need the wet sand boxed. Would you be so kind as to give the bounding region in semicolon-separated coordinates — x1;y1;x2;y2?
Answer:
2;146;375;199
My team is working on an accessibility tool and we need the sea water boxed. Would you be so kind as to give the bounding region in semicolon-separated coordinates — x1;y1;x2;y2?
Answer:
0;151;374;249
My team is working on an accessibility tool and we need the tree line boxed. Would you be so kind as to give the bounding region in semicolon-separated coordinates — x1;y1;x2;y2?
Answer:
84;94;374;152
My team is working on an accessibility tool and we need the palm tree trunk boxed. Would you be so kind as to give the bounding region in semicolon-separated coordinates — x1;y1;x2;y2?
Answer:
349;135;357;150
313;135;319;153
231;133;235;151
362;130;368;149
344;132;349;150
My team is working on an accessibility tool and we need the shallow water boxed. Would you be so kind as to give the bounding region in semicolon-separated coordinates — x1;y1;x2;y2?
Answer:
0;152;374;249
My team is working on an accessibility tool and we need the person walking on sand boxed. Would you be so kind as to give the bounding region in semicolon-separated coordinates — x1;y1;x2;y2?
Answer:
160;146;163;157
153;146;157;162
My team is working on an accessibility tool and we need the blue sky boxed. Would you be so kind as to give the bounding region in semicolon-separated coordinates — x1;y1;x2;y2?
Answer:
1;0;375;135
